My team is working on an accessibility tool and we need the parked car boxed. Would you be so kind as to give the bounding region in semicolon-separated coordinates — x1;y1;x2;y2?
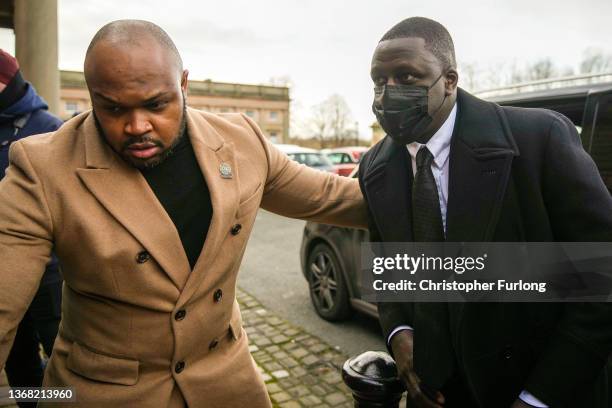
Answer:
325;147;368;177
275;144;337;174
300;80;612;322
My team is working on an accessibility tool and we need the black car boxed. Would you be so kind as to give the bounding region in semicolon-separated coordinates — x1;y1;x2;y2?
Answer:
300;80;612;322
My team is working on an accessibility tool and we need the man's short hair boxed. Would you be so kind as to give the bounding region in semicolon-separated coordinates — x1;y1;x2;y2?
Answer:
380;17;456;71
86;20;183;72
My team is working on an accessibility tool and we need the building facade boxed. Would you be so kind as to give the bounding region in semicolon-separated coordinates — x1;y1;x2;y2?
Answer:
60;70;290;142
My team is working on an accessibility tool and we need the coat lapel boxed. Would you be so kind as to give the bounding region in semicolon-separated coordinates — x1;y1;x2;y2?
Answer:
362;137;413;242
75;113;191;290
446;89;519;243
179;109;240;302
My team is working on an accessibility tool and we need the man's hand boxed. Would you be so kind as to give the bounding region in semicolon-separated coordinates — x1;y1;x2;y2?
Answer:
391;330;445;408
510;399;532;408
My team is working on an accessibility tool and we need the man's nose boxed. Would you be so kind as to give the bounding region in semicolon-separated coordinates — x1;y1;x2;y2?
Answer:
386;78;398;86
124;111;153;135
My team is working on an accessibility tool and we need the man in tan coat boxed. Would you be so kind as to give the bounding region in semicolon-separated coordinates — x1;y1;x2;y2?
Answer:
0;20;366;407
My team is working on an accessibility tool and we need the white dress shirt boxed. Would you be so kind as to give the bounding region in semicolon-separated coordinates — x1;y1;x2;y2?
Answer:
384;102;547;407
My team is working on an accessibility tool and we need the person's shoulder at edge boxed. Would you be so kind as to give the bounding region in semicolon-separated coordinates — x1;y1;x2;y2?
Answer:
359;135;392;178
188;108;262;143
187;108;271;166
9;110;88;166
497;102;578;144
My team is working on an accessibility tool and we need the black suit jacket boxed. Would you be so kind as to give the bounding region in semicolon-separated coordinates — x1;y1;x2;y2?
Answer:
358;89;612;408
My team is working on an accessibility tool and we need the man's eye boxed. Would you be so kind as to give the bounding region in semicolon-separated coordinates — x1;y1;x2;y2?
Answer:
105;106;122;114
373;77;387;86
147;101;168;110
398;73;415;83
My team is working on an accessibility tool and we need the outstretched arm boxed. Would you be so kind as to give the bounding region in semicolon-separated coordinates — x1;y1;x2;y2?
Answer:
0;141;53;368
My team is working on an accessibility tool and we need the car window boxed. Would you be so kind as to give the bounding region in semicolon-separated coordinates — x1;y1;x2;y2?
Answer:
327;153;343;164
340;154;353;164
590;94;612;190
289;153;332;167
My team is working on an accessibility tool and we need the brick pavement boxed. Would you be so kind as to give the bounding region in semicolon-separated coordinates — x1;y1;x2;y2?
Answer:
1;287;364;408
237;288;355;408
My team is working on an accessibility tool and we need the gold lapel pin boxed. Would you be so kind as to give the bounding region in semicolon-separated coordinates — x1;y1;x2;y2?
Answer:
220;162;233;179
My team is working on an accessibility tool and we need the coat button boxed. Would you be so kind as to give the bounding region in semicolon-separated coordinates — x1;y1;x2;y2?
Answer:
213;289;223;303
174;361;185;373
209;338;219;350
231;224;242;235
502;345;513;360
136;251;150;264
175;309;186;321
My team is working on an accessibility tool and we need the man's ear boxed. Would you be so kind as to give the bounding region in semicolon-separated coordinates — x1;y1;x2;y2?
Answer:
444;68;459;95
181;69;189;94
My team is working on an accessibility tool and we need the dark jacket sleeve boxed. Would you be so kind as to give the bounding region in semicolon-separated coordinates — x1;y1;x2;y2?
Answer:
525;113;612;407
358;151;414;352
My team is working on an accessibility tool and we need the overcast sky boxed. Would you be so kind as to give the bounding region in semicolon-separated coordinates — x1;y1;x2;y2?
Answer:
1;0;611;137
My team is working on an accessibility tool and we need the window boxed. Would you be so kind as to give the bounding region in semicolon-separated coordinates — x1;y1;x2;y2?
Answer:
288;153;332;168
269;131;278;143
269;111;279;120
327;153;352;164
65;101;79;114
246;110;255;118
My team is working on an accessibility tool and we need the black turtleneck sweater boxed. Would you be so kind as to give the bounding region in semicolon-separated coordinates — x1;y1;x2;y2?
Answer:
141;134;212;270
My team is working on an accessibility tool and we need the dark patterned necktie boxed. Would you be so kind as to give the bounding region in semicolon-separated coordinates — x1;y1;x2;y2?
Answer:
412;146;455;390
412;146;444;242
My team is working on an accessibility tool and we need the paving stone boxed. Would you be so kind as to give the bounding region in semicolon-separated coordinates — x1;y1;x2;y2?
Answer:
290;366;308;377
248;344;259;352
271;369;290;379
285;328;300;336
256;354;273;363
287;385;310;398
266;382;282;394
325;392;348;405
301;355;319;366
289;347;309;359
294;334;311;342
268;316;284;325
278;377;299;388
271;392;292;403
322;372;342;385
278;402;301;408
300;374;318;386
309;344;328;353
263;362;283;372
310;385;327;396
272;334;291;344
254;337;272;347
279;357;298;368
300;395;323;405
273;351;289;359
261;373;272;382
300;337;320;346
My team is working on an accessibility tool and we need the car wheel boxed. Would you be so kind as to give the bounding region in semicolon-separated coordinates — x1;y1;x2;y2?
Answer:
307;243;352;321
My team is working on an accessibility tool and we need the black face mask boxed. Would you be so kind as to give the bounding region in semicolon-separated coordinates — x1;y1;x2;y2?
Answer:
372;73;446;145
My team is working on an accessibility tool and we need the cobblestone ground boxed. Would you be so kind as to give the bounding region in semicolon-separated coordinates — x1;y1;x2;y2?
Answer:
237;288;355;408
1;287;359;408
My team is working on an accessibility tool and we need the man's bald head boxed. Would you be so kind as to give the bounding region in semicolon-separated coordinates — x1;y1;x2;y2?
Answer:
85;20;183;81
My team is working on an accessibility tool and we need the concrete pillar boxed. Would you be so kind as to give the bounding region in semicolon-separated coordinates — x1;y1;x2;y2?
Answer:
14;0;59;115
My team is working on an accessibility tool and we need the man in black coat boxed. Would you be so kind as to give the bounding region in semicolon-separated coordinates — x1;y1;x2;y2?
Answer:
0;49;63;404
359;17;612;408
